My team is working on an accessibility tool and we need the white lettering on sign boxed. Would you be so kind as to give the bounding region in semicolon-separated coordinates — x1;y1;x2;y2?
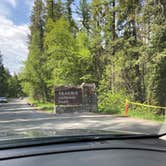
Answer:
55;87;82;105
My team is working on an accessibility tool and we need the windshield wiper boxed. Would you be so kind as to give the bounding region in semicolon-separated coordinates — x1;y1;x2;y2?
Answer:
0;133;164;150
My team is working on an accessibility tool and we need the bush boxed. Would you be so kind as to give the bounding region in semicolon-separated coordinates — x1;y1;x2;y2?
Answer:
98;91;125;114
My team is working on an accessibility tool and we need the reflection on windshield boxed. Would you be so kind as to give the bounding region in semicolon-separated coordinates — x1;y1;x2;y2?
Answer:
0;0;166;141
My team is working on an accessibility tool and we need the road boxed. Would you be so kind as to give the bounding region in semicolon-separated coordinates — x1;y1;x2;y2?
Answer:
0;99;164;140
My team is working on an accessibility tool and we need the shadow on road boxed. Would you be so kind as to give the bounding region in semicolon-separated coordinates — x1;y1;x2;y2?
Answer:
0;99;165;140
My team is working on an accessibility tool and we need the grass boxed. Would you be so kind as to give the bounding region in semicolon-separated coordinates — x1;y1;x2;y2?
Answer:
123;106;165;122
28;98;54;113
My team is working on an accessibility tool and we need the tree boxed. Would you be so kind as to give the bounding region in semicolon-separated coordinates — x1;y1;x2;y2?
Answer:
23;0;47;101
112;0;145;101
145;0;166;111
101;0;117;93
44;17;92;85
8;74;23;97
77;0;90;32
0;51;2;65
89;0;107;86
0;52;10;97
45;0;64;21
0;51;21;97
45;0;54;19
65;0;78;34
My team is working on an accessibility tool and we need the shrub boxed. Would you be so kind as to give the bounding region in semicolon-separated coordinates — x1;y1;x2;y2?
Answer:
98;91;125;114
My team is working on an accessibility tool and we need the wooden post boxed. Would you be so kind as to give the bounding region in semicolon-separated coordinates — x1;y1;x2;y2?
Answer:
125;99;129;116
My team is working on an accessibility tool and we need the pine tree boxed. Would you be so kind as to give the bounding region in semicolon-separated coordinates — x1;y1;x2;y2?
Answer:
45;0;54;19
0;52;11;97
113;0;145;101
77;0;90;32
24;0;47;101
145;0;166;111
54;0;64;20
46;0;64;21
102;0;117;92
89;0;107;86
65;0;77;34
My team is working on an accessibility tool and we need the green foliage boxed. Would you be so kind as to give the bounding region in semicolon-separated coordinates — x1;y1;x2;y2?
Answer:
46;0;64;21
77;0;90;31
128;105;165;122
44;17;78;85
145;0;166;109
8;75;23;97
98;91;126;114
44;17;93;86
0;52;22;97
22;0;48;101
0;66;10;96
20;0;166;120
28;98;54;113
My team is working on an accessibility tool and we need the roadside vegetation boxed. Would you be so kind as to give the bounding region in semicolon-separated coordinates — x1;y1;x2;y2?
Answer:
16;0;166;121
97;90;165;122
128;106;165;122
28;98;54;113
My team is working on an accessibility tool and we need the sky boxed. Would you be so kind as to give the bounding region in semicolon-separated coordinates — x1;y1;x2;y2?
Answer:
0;0;34;74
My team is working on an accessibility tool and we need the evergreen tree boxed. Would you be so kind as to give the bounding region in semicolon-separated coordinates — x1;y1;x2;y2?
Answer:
77;0;90;32
0;52;7;96
0;51;18;97
8;74;23;97
23;0;47;101
65;0;77;33
145;0;166;110
46;0;64;21
89;0;107;86
113;0;145;101
44;17;92;85
46;0;54;19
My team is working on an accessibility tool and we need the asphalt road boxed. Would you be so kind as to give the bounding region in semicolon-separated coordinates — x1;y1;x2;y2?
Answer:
0;99;165;140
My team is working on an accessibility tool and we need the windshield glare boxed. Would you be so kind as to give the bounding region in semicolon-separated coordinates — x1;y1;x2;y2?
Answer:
0;0;165;142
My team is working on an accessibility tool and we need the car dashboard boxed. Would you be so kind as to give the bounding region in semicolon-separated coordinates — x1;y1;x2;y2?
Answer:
0;138;165;166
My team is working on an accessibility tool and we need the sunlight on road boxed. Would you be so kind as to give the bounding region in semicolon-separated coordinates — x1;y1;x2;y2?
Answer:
0;99;164;140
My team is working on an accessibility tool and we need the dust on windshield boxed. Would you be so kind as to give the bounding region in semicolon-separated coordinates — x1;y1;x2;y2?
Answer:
0;0;165;140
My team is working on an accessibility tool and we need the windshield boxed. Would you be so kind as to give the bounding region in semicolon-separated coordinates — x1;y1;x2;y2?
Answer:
0;0;165;142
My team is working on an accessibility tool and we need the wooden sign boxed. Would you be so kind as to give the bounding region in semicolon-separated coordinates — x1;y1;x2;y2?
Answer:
55;86;82;105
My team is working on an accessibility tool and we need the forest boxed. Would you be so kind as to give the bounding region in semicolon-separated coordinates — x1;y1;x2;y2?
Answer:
0;52;22;97
20;0;166;115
